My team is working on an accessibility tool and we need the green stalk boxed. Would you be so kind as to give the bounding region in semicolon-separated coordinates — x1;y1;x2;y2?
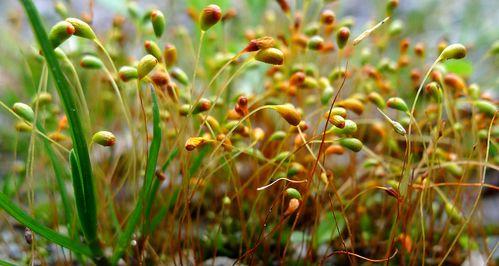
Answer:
112;87;162;264
18;0;106;263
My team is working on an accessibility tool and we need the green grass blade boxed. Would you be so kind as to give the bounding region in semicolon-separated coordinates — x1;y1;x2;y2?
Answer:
144;147;178;223
0;259;18;266
18;0;104;262
0;193;92;257
112;87;162;264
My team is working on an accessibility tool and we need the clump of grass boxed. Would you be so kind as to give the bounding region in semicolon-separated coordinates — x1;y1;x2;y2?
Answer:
0;0;498;265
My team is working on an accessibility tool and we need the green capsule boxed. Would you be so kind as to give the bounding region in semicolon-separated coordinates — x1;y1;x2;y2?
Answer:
330;107;347;118
477;129;488;139
92;131;116;147
200;4;222;31
269;131;287;141
137;54;158;79
321;86;334;105
336;27;350;49
119;66;138;82
440;43;467;61
362;158;379;168
318;77;330;90
54;1;68;18
308;35;324;50
80;55;103;69
192;98;212;114
245;148;266;162
179;104;191;116
445;163;463;177
468;84;480;100
32;92;53;106
386;97;409;112
144;40;162;62
328;67;346;81
367;92;386;109
170;67;189;85
65;18;96;39
286;188;302;200
302;76;319;89
444;202;464;223
150;9;166;38
388;20;403;36
48;21;75;48
338;138;363;152
222;196;231;205
474;100;497;117
273;151;292;162
304;23;320;36
12;103;34;122
287;162;305;176
328;119;357;135
255;48;284;65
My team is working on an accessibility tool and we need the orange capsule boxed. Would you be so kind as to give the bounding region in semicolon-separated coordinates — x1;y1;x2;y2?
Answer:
290;71;306;86
325;144;345;155
336;98;364;115
410;69;422;84
57;115;68;131
292;33;308;49
414;42;425;57
284;198;300;216
400;38;410;54
443;73;466;91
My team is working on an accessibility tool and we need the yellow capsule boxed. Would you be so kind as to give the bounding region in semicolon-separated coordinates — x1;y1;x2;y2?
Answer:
440;43;466;61
272;104;302;126
137;54;158;79
255;48;284;65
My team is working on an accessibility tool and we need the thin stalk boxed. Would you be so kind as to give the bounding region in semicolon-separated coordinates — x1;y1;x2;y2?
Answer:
189;31;206;102
438;113;496;266
0;100;69;153
103;68;137;180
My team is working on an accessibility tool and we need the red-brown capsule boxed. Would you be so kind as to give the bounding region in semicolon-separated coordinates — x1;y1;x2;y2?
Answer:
320;10;335;25
336;27;350;49
200;4;222;31
276;0;290;13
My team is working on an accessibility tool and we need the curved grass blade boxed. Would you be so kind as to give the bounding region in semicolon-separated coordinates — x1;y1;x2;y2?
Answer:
0;192;92;257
